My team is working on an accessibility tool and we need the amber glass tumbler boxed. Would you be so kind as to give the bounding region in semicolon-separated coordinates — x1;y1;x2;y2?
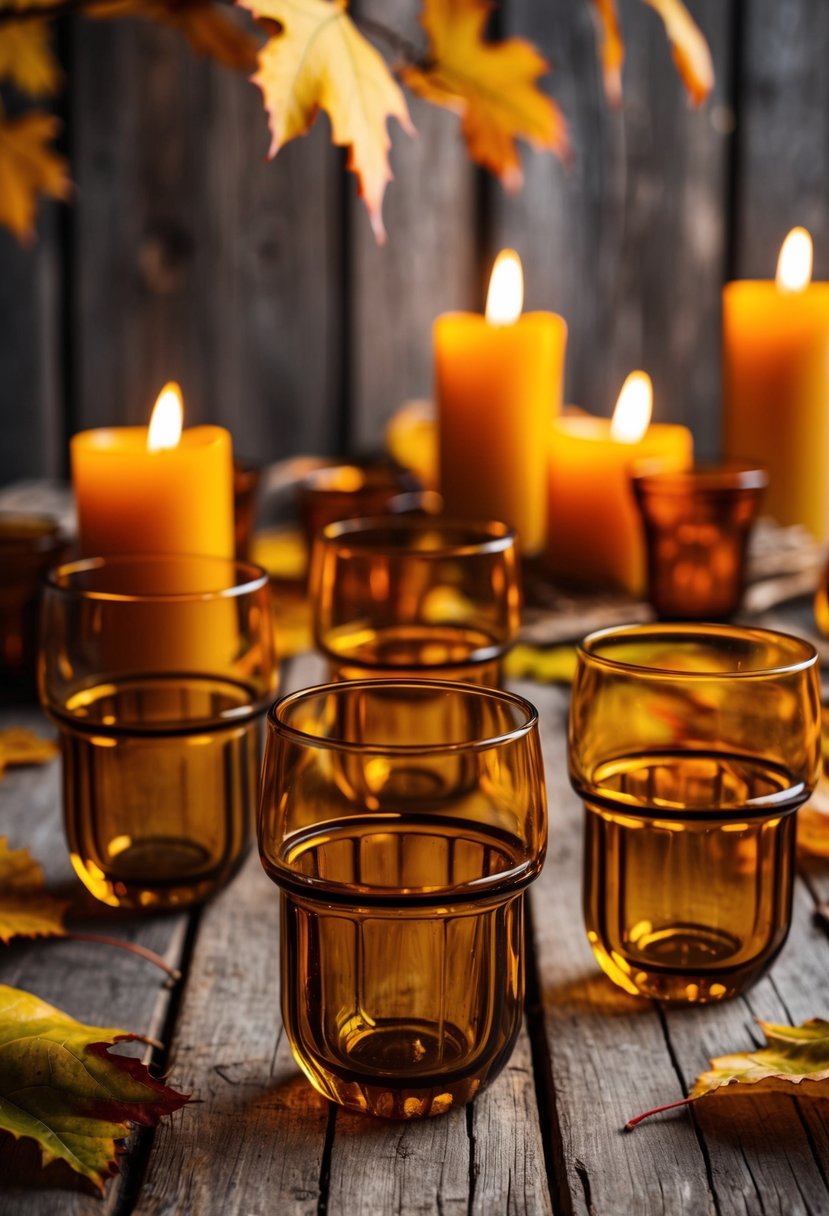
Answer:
310;517;521;685
298;461;423;545
632;463;767;620
569;623;820;1003
0;514;67;692
259;679;547;1118
39;556;277;910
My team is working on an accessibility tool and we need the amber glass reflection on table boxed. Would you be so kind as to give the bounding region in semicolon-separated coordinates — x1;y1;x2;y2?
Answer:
39;556;277;911
298;461;424;546
0;514;67;694
569;623;820;1003
259;680;546;1118
310;517;520;684
632;463;767;620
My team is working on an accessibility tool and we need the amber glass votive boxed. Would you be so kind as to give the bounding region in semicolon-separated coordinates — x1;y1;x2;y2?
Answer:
310;517;521;684
233;460;262;561
570;623;820;1003
39;556;277;910
0;514;67;693
632;463;767;620
259;679;547;1118
298;460;424;546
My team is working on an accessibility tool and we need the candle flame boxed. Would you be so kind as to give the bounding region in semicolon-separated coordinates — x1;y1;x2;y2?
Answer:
776;227;813;293
147;382;184;451
485;249;523;326
610;371;653;443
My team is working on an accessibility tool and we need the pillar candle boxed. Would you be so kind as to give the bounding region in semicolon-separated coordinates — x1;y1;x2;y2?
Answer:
435;250;567;557
723;227;829;542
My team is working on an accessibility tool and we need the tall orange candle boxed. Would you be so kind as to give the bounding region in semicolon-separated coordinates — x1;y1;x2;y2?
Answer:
724;227;829;542
435;250;567;556
546;373;693;594
71;383;235;559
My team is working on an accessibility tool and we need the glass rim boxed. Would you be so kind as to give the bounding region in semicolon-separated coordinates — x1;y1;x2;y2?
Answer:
631;461;768;495
578;622;818;679
314;515;517;559
268;678;538;755
44;554;270;603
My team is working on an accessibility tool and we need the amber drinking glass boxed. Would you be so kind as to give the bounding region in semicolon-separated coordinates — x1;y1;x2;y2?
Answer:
39;556;277;910
311;517;521;684
298;461;423;546
0;514;67;693
569;623;820;1003
259;679;547;1118
632;463;767;620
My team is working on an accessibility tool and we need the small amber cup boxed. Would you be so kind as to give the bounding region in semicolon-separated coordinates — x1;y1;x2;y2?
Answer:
298;461;424;546
310;517;521;685
0;514;67;695
39;556;277;910
258;679;547;1118
632;463;767;620
569;623;820;1003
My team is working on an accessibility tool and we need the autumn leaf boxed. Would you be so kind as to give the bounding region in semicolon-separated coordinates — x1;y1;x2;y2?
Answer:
91;0;259;72
240;0;412;243
642;0;714;106
0;838;68;943
0;109;70;244
503;643;578;686
0;21;61;96
591;0;624;107
0;726;58;769
403;0;568;190
0;984;189;1192
627;1019;829;1130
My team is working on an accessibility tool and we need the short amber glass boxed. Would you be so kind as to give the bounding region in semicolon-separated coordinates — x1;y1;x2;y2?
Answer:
0;514;67;693
632;463;767;620
298;461;423;546
259;679;547;1118
39;556;277;910
310;517;521;684
569;623;820;1003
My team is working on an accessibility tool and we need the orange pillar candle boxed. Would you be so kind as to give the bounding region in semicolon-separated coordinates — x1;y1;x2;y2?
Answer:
723;227;829;542
546;373;693;594
71;383;235;559
435;250;567;556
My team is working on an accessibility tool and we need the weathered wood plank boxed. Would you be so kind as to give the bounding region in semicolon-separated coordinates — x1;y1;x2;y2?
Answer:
70;17;342;459
494;0;732;459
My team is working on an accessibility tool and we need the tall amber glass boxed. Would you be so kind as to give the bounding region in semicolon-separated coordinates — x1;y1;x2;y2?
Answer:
259;679;547;1118
39;556;277;910
569;624;820;1003
310;517;520;684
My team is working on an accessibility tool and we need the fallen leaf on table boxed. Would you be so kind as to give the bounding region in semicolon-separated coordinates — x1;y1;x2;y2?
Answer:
627;1019;829;1130
504;643;578;685
0;727;58;769
403;0;568;189
0;984;189;1192
91;0;259;71
240;0;413;243
591;0;624;106
0;838;68;943
0;20;61;96
642;0;714;106
0;109;71;244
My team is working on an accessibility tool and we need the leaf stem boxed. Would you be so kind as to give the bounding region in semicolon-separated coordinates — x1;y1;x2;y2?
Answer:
65;931;182;982
624;1095;694;1131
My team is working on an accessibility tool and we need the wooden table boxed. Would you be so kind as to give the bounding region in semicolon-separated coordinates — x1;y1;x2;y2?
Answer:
3;643;829;1216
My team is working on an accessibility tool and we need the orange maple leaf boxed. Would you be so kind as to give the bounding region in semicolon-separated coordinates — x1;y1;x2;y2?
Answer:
91;0;259;72
591;0;624;107
0;838;68;944
0;110;70;244
0;21;61;96
402;0;568;191
643;0;714;105
239;0;413;243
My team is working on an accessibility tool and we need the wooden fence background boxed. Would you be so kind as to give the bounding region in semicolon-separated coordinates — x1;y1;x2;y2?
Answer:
1;0;828;486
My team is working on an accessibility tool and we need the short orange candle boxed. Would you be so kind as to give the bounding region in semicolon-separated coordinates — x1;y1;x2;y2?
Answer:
724;227;829;542
546;373;693;594
435;250;567;556
71;383;235;559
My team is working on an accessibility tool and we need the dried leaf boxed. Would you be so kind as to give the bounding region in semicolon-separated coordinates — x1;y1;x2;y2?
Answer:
0;838;68;943
0;726;58;768
403;0;568;189
240;0;413;243
0;110;70;244
0;21;61;96
92;0;259;72
503;643;578;685
0;984;189;1192
591;0;624;106
642;0;714;106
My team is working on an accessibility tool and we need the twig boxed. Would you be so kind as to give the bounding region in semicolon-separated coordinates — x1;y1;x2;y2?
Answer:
65;930;182;982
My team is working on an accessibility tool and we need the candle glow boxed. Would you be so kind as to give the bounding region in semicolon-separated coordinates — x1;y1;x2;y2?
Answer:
147;382;184;452
485;250;523;326
610;371;653;443
776;227;813;294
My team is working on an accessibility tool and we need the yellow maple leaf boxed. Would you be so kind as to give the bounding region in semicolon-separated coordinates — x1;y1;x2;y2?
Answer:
591;0;624;107
239;0;412;243
0;21;60;96
0;838;68;944
91;0;259;71
643;0;714;106
0;727;58;768
0;110;70;244
402;0;568;190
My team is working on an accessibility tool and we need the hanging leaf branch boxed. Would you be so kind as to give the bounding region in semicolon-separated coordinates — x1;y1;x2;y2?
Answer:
0;0;714;246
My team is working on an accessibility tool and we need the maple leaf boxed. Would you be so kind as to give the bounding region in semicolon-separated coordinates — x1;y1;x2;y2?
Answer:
0;838;68;943
240;0;412;243
0;109;70;245
91;0;259;72
0;984;189;1192
642;0;714;106
402;0;568;191
627;1019;829;1130
0;726;58;769
591;0;624;107
0;21;61;96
